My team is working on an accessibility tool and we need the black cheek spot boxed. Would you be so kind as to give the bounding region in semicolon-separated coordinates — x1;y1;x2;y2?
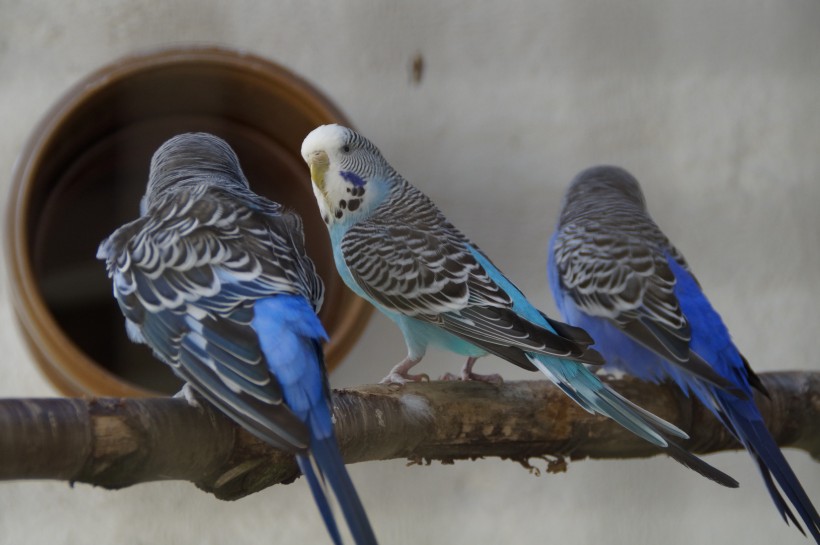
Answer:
346;187;352;193
323;214;330;224
347;199;361;211
339;200;347;209
335;209;344;219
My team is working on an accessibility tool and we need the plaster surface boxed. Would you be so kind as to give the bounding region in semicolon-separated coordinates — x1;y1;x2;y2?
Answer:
1;1;818;543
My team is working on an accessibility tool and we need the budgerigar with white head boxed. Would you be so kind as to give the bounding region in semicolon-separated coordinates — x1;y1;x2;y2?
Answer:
301;124;738;487
98;132;378;545
549;165;819;541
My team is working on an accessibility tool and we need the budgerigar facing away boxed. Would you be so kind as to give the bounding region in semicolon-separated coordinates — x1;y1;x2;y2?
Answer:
98;133;378;545
301;123;738;488
549;165;819;541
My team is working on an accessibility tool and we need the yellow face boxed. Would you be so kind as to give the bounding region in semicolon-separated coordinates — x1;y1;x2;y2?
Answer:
302;124;350;225
301;124;380;227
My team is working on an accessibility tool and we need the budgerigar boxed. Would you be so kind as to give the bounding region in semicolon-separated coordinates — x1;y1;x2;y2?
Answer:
98;133;378;545
301;124;738;487
549;165;819;540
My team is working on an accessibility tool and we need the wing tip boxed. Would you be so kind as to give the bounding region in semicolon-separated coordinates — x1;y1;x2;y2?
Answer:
579;347;605;365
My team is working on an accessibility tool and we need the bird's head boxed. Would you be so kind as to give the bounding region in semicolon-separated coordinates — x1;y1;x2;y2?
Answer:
563;165;648;213
301;124;392;227
144;132;249;212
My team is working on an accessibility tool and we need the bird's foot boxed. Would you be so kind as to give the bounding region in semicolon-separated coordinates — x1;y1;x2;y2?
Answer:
380;356;426;385
440;356;502;383
440;371;503;384
174;383;203;409
380;371;430;385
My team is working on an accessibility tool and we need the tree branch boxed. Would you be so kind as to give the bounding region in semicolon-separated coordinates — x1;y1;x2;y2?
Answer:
0;372;816;500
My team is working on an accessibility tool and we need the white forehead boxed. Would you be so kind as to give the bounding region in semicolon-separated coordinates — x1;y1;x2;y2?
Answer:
301;124;350;159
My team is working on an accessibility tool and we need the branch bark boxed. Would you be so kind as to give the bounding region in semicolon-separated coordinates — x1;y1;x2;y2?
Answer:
0;371;817;500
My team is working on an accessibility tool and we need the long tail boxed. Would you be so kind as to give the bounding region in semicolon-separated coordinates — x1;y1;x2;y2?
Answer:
715;390;820;541
297;453;344;545
254;295;378;544
531;354;739;488
303;433;379;545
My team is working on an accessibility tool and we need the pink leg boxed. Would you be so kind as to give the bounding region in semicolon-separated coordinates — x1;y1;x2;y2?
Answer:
440;357;503;384
380;356;429;384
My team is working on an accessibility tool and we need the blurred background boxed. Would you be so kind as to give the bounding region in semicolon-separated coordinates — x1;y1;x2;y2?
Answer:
1;1;818;544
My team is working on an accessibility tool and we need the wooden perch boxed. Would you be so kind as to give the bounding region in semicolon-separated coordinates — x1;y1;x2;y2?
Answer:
0;371;817;501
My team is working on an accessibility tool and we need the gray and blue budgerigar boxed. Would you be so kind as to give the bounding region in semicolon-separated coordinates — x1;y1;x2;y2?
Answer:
97;133;378;545
300;123;738;488
549;165;819;541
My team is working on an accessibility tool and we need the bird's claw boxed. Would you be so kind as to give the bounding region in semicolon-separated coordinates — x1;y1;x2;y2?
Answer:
174;383;203;410
380;372;430;385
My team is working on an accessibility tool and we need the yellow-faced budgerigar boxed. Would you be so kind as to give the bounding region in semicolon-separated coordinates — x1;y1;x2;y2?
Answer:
301;123;738;488
98;133;378;545
549;165;819;541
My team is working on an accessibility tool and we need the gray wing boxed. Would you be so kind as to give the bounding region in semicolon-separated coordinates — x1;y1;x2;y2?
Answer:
552;219;739;392
98;185;324;451
341;184;603;368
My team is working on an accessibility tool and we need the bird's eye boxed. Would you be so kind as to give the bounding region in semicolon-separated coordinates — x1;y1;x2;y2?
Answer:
342;144;351;153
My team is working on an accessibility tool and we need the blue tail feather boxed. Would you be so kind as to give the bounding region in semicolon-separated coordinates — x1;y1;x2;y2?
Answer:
532;354;740;488
672;260;820;538
311;434;379;545
297;454;344;545
716;391;820;541
532;355;678;446
254;294;378;544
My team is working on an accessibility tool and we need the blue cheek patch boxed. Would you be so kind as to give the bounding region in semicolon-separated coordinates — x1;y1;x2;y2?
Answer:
340;170;367;187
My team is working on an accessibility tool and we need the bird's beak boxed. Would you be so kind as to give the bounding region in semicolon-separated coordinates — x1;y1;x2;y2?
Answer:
307;150;330;193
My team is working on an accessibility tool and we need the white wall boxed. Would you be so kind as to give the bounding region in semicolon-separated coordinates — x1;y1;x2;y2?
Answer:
1;1;818;544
